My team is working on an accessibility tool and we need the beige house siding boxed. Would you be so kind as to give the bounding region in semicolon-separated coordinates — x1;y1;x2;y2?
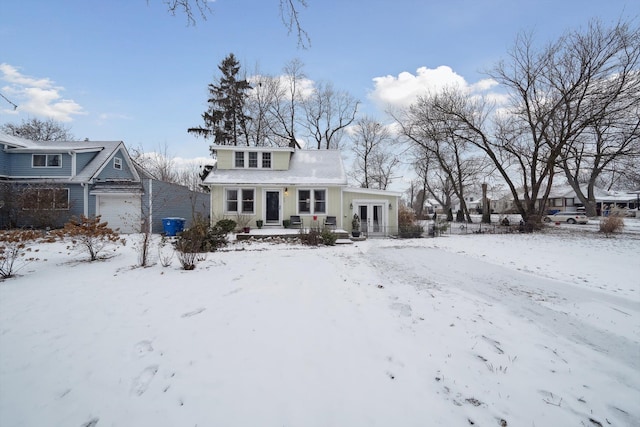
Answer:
344;189;400;232
214;147;292;171
272;151;291;170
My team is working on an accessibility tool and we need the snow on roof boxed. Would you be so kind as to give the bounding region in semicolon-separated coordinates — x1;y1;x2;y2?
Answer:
203;149;348;186
0;132;36;148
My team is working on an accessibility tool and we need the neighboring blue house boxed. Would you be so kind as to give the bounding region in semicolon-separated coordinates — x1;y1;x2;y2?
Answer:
0;132;209;233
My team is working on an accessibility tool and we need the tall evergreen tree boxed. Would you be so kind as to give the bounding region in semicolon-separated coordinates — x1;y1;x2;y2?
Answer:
189;53;252;151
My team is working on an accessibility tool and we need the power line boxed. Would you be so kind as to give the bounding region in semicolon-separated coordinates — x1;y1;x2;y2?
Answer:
0;92;18;110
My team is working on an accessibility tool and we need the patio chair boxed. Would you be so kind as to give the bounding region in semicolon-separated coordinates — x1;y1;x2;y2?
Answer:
324;216;337;229
290;215;303;229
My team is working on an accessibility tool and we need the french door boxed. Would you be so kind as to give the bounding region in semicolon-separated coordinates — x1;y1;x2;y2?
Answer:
358;203;385;235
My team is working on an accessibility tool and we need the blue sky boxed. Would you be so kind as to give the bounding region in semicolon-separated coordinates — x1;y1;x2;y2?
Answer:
1;0;638;162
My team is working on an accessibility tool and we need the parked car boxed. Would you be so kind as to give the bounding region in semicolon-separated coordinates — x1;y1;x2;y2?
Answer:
543;211;589;224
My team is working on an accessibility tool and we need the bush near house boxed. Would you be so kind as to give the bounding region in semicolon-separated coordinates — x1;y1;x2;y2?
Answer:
216;219;237;234
60;215;124;261
398;205;424;238
174;216;229;270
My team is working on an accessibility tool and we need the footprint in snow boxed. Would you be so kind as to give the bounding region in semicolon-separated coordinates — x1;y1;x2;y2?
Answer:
390;302;412;317
181;307;206;318
134;340;153;357
131;365;159;396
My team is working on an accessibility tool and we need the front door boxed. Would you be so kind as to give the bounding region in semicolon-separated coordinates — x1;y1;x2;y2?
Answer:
265;191;280;224
358;203;385;236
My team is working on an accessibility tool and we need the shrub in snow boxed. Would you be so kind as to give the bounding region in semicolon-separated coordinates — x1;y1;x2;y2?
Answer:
136;228;153;267
320;228;337;246
299;227;321;246
174;216;228;270
216;218;237;234
0;229;46;279
61;215;124;261
158;236;174;267
599;215;624;236
398;205;424;238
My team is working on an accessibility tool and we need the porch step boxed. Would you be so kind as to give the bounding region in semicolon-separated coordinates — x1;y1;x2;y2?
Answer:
335;238;354;245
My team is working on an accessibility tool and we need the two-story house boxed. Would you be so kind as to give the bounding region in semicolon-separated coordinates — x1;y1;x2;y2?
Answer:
0;132;209;233
202;145;401;236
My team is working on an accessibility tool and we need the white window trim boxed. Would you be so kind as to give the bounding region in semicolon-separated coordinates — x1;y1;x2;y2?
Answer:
296;188;328;215
261;152;272;169
32;154;62;168
224;187;256;214
233;151;273;169
114;157;123;170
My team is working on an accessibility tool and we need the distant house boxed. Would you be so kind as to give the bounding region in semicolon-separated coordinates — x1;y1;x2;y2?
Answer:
0;132;209;233
202;145;401;236
538;183;638;216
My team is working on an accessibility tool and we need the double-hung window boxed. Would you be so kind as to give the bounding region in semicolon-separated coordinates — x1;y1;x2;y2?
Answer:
297;189;326;214
225;188;255;214
262;152;271;168
114;157;122;170
32;154;62;168
248;152;258;168
235;152;245;168
314;190;326;213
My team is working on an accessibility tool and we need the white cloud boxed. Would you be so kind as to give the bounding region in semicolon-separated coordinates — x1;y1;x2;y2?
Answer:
369;65;503;110
0;63;85;121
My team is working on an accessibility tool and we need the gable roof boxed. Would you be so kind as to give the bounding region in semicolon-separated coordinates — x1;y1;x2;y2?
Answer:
203;149;348;186
0;133;140;183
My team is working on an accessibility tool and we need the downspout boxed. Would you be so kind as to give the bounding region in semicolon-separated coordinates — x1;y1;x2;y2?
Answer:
340;188;344;230
82;182;89;217
148;178;153;234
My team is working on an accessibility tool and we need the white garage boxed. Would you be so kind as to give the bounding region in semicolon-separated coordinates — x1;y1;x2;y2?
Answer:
95;193;142;234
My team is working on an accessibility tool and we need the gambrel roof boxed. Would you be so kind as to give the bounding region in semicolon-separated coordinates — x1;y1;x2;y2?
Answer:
203;149;349;186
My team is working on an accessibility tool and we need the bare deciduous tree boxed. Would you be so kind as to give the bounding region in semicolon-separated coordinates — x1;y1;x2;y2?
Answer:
398;19;639;225
301;81;359;149
349;116;398;189
1;117;74;141
131;144;178;183
153;0;310;47
395;95;490;222
269;58;308;147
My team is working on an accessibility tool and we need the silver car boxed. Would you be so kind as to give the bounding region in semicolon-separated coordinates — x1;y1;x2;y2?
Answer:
543;211;589;224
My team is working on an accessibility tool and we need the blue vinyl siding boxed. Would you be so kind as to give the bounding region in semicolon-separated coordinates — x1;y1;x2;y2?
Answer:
141;179;210;233
11;152;72;177
0;150;9;176
75;152;96;174
95;148;135;181
68;185;86;218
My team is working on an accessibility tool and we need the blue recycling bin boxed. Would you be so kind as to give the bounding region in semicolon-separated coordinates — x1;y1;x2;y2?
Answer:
162;217;186;236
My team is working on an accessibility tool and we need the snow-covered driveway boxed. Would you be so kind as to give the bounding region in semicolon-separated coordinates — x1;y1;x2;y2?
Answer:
0;230;638;426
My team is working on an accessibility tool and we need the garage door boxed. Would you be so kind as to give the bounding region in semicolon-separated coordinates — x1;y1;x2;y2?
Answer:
96;194;141;234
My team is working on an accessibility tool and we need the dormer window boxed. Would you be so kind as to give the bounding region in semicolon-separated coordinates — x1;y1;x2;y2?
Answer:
32;154;62;168
248;152;258;168
235;152;244;168
114;157;122;170
234;151;272;169
262;152;271;168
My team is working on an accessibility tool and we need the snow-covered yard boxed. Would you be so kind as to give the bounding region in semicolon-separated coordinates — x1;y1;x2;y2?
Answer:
1;221;639;426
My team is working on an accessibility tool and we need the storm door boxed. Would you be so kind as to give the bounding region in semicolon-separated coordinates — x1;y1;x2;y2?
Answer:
265;191;280;224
